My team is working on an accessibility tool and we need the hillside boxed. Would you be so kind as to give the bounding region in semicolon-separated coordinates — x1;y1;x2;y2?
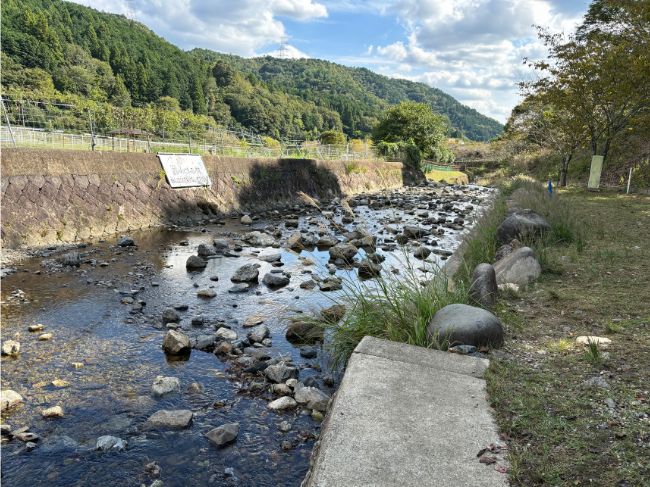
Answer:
1;0;502;141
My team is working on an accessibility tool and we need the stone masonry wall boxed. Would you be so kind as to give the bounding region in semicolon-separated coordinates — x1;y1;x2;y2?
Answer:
1;149;412;248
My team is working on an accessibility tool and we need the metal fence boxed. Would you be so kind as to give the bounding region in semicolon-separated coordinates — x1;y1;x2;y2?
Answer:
0;98;382;161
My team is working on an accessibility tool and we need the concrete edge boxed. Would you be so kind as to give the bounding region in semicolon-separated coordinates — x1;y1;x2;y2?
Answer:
354;336;489;378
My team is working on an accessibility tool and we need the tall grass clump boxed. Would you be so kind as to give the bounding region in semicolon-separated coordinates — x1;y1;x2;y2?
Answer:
503;176;586;251
321;257;469;367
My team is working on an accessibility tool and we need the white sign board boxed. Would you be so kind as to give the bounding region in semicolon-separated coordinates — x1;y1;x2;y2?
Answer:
157;153;211;188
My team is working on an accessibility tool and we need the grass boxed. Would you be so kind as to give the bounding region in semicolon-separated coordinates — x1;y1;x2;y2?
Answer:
320;256;469;367
425;168;469;184
485;189;650;486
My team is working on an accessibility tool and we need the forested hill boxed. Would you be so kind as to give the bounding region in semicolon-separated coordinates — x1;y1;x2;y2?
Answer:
1;0;502;141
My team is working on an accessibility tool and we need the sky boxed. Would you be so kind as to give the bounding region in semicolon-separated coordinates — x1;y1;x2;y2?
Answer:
71;0;592;123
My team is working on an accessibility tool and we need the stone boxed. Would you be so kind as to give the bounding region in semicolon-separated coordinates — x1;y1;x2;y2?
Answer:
413;246;431;259
357;259;381;278
117;236;135;247
194;335;217;351
0;390;24;412
582;376;609;389
197;289;217;298
28;324;44;332
262;272;290;288
273;384;293;396
14;431;40;442
317;236;339;248
258;249;281;262
38;333;53;341
1;340;20;356
213;239;229;251
206;423;239;447
286;321;324;344
247;325;270;344
267;396;297;411
403;225;427;239
321;304;346;322
300;279;317;290
265;362;299;383
197;244;216;257
426;304;504;348
186;255;207;270
41;406;65;418
329;242;358;261
576;336;612;348
240;215;253;225
496;210;550;244
216;328;237;341
468;263;498;309
243;231;276;247
228;283;251;293
146;409;193;429
58;252;81;267
152;376;181;397
214;342;233;355
162;308;180;323
286;232;304;250
96;435;127;452
319;276;343;292
493;246;541;288
294;386;330;412
231;264;259;283
279;421;292;432
162;330;191;355
448;344;478;355
300;346;318;359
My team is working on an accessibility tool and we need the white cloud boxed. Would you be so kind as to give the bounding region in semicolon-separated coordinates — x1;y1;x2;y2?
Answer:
71;0;327;56
263;44;311;59
362;0;586;122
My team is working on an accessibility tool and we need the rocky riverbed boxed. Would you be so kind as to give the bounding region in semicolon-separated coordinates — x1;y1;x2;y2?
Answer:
1;183;493;486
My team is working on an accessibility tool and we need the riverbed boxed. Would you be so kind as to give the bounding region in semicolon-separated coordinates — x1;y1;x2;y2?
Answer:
1;183;492;486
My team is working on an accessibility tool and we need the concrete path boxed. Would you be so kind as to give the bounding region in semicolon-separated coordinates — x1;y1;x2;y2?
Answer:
305;336;508;487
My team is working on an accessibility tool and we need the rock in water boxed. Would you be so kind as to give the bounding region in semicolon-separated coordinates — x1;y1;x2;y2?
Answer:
152;376;181;397
96;435;127;452
197;288;217;298
262;272;290;288
186;255;207;270
258;249;282;263
41;406;65;418
468;263;498;309
265;362;299;383
402;225;427;239
329;243;358;261
496;210;550;244
243;231;276;247
294;386;330;411
197;244;216;257
216;328;237;341
162;330;191;355
357;259;381;278
240;215;253;225
145;409;193;429
162;308;180;323
206;423;239;447
117;236;135;247
426;303;504;348
267;396;297;411
247;325;270;344
493;246;541;288
231;264;259;283
321;304;346;322
286;321;324;344
0;390;24;412
413;246;431;259
1;340;20;356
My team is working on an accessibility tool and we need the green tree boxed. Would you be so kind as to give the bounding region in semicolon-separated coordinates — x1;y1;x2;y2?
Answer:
319;130;346;146
372;101;450;167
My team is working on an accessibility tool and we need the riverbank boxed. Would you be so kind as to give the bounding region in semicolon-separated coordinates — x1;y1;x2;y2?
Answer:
486;188;650;486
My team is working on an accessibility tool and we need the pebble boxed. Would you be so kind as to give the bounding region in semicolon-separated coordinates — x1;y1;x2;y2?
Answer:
1;340;20;356
267;396;297;411
28;324;45;332
41;406;65;418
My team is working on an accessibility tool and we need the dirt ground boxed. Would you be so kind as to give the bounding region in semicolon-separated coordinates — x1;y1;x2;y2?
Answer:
486;189;650;486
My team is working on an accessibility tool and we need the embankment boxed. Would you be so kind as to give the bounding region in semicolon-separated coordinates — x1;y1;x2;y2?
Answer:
1;149;418;248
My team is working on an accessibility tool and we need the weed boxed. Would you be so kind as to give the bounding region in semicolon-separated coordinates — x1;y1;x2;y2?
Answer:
605;321;623;334
583;338;602;365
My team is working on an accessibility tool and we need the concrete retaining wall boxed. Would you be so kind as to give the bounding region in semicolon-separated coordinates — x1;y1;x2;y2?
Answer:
1;149;415;248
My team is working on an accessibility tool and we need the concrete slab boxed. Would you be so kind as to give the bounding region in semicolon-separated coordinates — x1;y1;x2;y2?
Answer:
305;337;507;487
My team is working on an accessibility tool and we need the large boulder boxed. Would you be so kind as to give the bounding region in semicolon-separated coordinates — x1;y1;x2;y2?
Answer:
262;272;290;288
186;255;207;270
493;246;541;288
206;423;239;447
426;303;504;348
294;386;330;412
145;409;193;429
0;390;24;412
231;264;260;283
162;330;191;355
265;362;299;383
286;321;324;344
329;242;358;261
497;210;550;244
468;263;498;309
243;231;276;247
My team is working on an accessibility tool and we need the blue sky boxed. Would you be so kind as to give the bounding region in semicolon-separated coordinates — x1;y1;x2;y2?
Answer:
72;0;592;123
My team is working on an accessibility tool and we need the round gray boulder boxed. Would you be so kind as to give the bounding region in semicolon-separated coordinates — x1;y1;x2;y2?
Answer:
468;263;498;309
494;246;541;288
426;303;504;348
496;210;550;244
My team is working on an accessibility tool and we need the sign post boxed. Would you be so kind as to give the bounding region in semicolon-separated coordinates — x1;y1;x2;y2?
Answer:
587;155;604;190
157;153;211;188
